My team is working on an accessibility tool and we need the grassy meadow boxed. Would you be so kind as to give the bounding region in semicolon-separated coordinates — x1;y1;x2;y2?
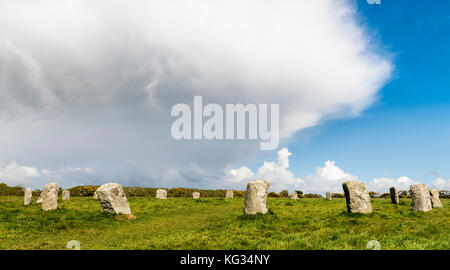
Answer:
0;196;448;250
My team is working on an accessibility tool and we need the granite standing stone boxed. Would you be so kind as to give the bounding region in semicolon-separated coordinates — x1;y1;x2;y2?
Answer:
429;188;443;208
243;180;270;215
156;189;167;199
290;191;298;200
326;192;332;201
226;190;234;199
24;188;32;205
96;183;134;219
93;191;98;199
390;187;399;204
62;190;70;201
192;191;200;199
342;181;372;213
410;184;432;212
41;183;58;211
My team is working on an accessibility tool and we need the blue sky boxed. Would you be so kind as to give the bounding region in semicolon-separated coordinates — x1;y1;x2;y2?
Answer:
282;0;450;185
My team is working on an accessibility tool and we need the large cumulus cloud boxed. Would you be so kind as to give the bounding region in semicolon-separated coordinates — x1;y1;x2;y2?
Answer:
0;0;391;189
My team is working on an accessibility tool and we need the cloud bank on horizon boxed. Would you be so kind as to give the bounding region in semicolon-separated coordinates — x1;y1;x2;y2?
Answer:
0;0;395;190
228;148;450;194
2;147;449;194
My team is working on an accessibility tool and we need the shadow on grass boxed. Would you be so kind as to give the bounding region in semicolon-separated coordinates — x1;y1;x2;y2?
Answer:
339;211;373;218
399;200;410;206
237;209;278;221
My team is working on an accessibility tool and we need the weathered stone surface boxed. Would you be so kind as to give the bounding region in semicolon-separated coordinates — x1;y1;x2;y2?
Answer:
410;184;432;212
93;191;98;199
37;193;42;203
24;188;32;205
342;181;372;213
41;183;58;211
290;191;298;200
62;190;70;201
243;180;270;215
390;187;399;204
226;190;234;199
192;191;200;199
326;192;332;201
156;189;167;199
429;188;443;208
96;183;132;215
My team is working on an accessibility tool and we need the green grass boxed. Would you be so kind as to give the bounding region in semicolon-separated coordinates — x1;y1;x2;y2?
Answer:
0;196;448;250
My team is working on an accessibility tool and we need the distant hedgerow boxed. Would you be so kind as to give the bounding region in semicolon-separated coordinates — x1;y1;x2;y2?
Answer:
279;190;289;198
332;193;345;198
0;183;24;196
268;192;280;198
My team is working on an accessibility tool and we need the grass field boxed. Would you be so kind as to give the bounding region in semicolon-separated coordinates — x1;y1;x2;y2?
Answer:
0;196;448;250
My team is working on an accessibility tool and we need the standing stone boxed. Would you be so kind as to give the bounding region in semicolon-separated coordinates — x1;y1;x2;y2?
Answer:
290;191;298;200
226;190;234;199
96;183;135;219
37;193;43;203
326;192;332;201
192;191;200;199
410;184;432;212
429;188;443;208
342;181;372;213
390;187;399;204
62;190;70;201
24;188;32;205
156;189;167;199
41;183;58;211
243;180;270;215
93;191;98;199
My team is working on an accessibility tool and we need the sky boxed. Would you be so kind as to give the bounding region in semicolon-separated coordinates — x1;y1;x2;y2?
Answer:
0;0;449;194
281;0;450;192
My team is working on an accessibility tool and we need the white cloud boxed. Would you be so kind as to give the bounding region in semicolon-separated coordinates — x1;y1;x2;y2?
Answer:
227;148;445;195
0;161;95;189
316;161;354;182
367;176;417;193
229;167;255;183
256;148;304;191
431;178;450;190
0;161;40;182
227;148;357;193
227;148;303;192
301;161;358;194
0;1;392;188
